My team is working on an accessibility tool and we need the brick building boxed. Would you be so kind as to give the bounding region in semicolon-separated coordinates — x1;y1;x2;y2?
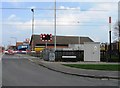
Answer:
30;35;94;51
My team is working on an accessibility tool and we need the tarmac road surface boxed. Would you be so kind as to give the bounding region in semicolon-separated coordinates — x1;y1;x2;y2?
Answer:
2;54;119;86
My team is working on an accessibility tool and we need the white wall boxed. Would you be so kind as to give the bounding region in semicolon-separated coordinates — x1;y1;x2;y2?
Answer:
69;44;84;50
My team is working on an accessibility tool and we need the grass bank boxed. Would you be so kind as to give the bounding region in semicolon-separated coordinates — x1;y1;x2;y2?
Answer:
63;64;120;71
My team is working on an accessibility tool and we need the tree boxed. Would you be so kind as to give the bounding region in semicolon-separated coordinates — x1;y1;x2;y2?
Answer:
113;21;120;41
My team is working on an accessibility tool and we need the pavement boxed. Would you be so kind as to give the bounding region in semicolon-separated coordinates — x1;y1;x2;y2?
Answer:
27;60;120;80
16;54;120;80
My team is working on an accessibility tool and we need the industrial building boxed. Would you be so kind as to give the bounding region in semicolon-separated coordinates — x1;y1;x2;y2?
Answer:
30;35;94;51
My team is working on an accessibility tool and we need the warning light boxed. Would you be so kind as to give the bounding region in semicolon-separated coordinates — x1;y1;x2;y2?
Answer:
40;34;52;41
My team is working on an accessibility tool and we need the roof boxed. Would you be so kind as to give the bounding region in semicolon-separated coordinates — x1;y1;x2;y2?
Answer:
16;42;23;47
30;35;94;45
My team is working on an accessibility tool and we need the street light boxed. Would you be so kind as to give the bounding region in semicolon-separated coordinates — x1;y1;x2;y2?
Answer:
31;9;34;51
54;0;56;51
109;17;112;61
118;25;120;62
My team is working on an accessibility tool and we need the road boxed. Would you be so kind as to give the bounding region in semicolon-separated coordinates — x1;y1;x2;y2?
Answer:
2;54;119;86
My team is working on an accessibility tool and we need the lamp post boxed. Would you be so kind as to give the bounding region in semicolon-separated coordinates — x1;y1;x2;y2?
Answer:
31;9;34;51
109;17;112;61
78;36;80;50
118;38;120;62
118;23;120;62
54;0;56;51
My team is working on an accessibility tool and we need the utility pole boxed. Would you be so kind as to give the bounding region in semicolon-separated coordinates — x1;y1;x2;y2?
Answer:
31;9;34;51
54;0;56;51
78;36;80;50
46;42;47;49
118;25;120;61
118;1;120;61
109;17;112;61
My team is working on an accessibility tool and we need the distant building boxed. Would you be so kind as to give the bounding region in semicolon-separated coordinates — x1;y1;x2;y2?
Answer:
8;45;16;50
30;35;94;51
16;42;23;48
15;39;30;51
16;41;30;50
100;41;120;52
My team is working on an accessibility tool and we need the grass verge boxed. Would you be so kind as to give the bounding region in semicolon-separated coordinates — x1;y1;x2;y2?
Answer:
62;64;120;71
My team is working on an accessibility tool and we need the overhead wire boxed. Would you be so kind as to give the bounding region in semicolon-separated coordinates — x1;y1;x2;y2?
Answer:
0;7;111;11
1;2;116;27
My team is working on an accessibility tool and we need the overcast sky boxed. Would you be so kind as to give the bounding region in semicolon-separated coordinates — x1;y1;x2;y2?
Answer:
1;0;119;47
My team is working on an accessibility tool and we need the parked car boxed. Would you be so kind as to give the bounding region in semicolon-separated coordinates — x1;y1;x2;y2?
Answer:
5;49;14;55
17;50;27;54
4;50;8;54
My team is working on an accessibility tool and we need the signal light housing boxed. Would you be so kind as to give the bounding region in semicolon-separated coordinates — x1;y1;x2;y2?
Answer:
40;34;52;41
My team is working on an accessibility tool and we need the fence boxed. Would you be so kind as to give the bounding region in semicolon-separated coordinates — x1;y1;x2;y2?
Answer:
101;50;120;62
55;50;84;62
27;49;119;62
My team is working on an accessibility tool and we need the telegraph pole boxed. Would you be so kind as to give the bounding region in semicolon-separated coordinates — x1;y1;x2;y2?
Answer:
118;25;120;61
78;36;80;50
54;0;56;51
31;9;34;51
109;17;112;61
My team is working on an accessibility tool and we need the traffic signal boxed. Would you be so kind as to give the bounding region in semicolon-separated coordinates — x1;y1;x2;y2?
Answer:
40;34;52;41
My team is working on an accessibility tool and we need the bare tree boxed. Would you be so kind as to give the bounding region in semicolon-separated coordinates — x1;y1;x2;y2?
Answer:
113;21;120;41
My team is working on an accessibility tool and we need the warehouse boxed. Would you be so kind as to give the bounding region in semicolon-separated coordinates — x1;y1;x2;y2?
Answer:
30;35;94;51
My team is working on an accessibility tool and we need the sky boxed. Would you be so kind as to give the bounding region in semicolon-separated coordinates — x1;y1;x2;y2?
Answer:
1;0;119;47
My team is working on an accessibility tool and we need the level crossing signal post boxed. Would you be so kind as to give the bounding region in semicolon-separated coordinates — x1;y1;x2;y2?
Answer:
40;34;52;48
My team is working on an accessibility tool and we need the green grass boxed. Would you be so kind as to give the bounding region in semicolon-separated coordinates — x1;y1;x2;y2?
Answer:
63;64;120;71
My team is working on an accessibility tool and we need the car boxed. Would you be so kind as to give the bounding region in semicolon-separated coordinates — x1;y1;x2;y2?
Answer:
17;50;27;54
4;50;8;54
5;49;14;55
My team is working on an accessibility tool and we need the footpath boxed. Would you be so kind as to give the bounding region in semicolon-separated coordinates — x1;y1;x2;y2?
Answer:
29;59;120;80
17;54;120;79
